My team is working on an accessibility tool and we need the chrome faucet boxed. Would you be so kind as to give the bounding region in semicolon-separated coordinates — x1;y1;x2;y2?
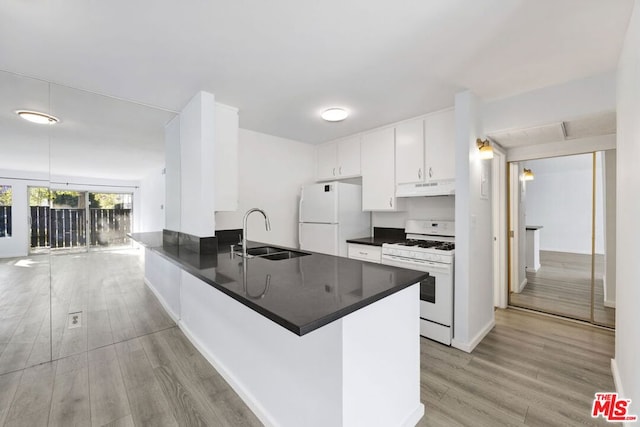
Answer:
242;208;271;258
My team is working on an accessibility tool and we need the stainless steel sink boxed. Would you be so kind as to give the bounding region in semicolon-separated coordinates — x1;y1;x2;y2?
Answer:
246;246;287;256
259;250;310;261
244;246;310;260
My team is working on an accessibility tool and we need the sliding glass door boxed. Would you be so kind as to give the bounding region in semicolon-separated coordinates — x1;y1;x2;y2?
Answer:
28;189;134;253
88;192;133;249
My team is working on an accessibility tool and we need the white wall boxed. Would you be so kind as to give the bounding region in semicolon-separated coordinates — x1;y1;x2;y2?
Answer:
215;129;316;248
165;115;181;232
524;153;605;254
139;167;166;232
179;91;216;237
0;172;47;258
614;0;640;413
371;196;455;229
452;91;495;352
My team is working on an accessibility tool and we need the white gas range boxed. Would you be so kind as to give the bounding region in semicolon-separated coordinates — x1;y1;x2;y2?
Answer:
381;219;455;345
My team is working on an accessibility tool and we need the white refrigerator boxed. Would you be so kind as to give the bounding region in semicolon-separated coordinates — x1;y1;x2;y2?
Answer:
299;182;370;257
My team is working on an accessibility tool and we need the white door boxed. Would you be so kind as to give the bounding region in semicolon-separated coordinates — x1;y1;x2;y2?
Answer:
299;223;339;255
300;183;339;224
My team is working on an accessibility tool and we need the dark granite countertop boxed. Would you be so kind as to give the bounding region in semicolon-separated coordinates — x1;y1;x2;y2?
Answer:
346;236;407;247
346;227;406;247
130;232;427;336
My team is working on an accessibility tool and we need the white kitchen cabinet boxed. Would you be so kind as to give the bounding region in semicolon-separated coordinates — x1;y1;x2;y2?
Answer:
316;135;361;181
347;243;382;263
395;118;424;184
214;103;239;212
361;127;403;211
317;141;338;181
395;109;455;186
337;135;361;177
424;109;455;181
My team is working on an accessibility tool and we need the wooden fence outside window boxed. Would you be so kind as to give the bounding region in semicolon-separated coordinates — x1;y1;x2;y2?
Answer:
30;206;132;249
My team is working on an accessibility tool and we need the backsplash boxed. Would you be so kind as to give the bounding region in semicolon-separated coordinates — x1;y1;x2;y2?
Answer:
372;196;455;228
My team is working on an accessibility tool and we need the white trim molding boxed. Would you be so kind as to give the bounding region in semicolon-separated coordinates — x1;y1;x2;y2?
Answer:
452;318;496;353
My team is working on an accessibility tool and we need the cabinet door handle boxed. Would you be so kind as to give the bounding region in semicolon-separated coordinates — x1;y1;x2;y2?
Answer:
333;167;336;176
429;167;433;178
389;197;393;207
339;166;342;175
418;168;422;179
359;251;367;255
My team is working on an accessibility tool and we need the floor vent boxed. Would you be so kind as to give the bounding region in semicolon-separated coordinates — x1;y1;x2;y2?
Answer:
68;311;82;329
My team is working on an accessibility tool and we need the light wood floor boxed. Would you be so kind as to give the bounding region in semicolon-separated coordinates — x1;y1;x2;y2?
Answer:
510;251;615;327
418;309;616;426
0;250;617;426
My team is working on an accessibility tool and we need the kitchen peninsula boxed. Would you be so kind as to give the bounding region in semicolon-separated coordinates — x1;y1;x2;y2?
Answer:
131;232;428;427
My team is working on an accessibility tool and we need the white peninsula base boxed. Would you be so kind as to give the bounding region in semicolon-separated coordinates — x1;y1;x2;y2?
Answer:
144;248;424;427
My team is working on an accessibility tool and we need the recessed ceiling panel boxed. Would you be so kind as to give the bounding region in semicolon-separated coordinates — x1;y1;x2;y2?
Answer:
489;123;565;148
563;111;616;139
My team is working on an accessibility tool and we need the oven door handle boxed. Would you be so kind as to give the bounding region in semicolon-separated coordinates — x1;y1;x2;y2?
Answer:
382;255;452;274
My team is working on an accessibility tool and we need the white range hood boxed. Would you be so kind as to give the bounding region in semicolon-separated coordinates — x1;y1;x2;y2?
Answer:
396;179;455;197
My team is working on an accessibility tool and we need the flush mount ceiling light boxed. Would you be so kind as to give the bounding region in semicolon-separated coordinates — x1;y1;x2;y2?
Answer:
16;110;60;125
523;168;535;181
321;108;349;122
476;138;494;160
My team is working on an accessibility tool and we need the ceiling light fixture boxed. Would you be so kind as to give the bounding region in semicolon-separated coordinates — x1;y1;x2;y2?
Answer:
476;138;494;160
523;168;535;181
16;110;59;125
321;108;349;122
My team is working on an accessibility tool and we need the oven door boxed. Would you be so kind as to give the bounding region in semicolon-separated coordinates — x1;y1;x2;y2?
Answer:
381;255;453;326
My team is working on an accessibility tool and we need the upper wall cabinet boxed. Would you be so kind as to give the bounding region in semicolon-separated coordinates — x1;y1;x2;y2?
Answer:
395;109;455;185
424;109;455;181
214;103;239;212
317;135;361;181
361;127;403;211
395;118;425;184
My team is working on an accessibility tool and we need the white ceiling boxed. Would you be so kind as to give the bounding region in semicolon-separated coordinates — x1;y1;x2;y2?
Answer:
0;0;634;179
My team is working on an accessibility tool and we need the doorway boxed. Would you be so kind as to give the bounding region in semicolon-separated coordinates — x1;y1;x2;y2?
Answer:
507;151;615;328
28;188;133;253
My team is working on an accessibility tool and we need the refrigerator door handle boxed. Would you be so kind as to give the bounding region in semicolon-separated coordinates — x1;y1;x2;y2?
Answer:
298;189;304;222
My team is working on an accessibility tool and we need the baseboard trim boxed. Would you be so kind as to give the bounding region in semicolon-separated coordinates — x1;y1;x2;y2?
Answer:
611;358;624;396
400;403;425;427
177;321;279;427
452;317;496;353
609;359;637;426
143;277;180;323
519;278;528;292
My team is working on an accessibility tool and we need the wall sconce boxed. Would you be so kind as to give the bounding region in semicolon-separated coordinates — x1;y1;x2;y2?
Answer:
476;138;494;159
523;168;535;181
